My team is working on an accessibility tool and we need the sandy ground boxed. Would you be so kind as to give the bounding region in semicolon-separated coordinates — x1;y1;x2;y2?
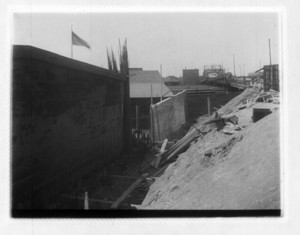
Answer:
141;88;280;209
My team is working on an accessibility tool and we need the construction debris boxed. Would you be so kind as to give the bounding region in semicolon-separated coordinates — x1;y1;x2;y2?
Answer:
222;122;238;135
152;138;168;168
252;103;279;123
157;127;203;167
72;87;280;210
141;87;281;210
105;87;281;210
110;173;148;209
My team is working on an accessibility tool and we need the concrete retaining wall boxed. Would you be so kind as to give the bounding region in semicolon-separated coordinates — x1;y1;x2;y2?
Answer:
151;91;186;141
12;46;126;209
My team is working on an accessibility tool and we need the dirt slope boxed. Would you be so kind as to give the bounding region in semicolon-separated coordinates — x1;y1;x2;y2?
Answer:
141;89;280;210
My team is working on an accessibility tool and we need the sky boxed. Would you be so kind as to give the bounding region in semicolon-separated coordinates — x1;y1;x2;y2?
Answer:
13;12;279;77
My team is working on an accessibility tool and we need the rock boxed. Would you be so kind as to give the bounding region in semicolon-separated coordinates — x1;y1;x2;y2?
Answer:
204;149;214;157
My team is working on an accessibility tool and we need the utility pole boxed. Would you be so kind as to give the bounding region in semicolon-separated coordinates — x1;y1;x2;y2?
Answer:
71;25;73;59
243;64;245;77
160;64;163;102
135;105;139;130
239;65;242;77
150;84;153;105
268;38;273;91
207;96;211;116
233;54;236;77
150;83;153;141
269;38;272;66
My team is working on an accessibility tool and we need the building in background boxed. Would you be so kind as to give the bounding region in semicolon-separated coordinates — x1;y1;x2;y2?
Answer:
182;68;200;85
129;68;173;132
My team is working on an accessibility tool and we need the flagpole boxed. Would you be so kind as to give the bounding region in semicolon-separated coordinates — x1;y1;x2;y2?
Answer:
71;25;73;59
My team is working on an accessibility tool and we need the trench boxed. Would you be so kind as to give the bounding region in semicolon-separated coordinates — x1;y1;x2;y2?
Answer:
48;92;242;210
47;136;185;210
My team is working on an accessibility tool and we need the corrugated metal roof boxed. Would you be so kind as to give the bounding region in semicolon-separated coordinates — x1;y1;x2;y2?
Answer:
129;69;173;98
129;70;162;84
130;83;173;98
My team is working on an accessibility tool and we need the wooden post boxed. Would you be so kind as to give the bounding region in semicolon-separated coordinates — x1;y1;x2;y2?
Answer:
269;38;272;66
239;65;242;77
154;138;168;168
155;105;161;141
233;53;236;77
268;38;273;90
84;192;89;210
207;96;211;116
150;84;153;105
150;84;153;140
71;25;73;59
135;105;139;130
150;105;153;141
160;138;168;153
160;64;163;102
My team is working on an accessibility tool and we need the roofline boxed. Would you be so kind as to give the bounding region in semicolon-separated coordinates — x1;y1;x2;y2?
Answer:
13;45;126;81
129;69;161;73
182;69;199;71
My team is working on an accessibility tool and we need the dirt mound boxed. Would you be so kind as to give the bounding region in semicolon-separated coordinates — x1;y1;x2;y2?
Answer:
141;89;280;210
195;88;259;128
218;87;260;115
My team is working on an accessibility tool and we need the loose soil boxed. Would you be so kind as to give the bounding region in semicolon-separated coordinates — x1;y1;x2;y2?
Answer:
141;88;280;209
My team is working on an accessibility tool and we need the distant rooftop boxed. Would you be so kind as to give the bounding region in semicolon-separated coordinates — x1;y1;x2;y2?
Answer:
130;83;173;98
129;69;163;84
183;68;199;72
129;68;143;71
129;69;173;98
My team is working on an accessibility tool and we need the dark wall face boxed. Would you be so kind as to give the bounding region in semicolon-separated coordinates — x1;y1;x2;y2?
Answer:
12;57;124;209
186;93;241;121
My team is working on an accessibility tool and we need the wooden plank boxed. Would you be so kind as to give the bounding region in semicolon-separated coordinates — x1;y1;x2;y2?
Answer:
61;195;114;204
160;138;168;153
160;129;194;157
158;128;197;163
152;165;169;177
150;105;154;141
159;130;202;167
91;173;138;180
131;204;141;209
153;140;175;144
154;138;168;168
110;173;148;209
166;134;196;161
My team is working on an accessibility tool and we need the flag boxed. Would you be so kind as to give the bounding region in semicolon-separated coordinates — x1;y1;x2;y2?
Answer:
72;31;91;49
